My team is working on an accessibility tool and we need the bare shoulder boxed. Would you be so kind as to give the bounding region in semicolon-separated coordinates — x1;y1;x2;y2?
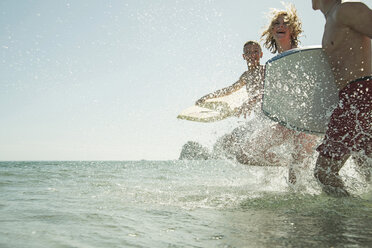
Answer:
339;1;370;11
237;72;248;85
336;2;371;21
239;71;248;78
239;71;248;80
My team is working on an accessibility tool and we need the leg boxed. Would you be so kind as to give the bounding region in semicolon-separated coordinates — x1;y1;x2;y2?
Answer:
288;136;307;184
235;146;252;165
314;78;372;195
314;154;350;197
220;124;253;158
291;133;318;163
215;126;245;159
353;153;372;182
288;165;297;184
289;133;319;184
243;124;292;164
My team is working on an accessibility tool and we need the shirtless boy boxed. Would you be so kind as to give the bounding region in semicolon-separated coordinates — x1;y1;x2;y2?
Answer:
312;0;372;196
195;41;266;163
196;40;264;116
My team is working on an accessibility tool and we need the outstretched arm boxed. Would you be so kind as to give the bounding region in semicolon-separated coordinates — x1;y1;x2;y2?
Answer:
195;77;246;105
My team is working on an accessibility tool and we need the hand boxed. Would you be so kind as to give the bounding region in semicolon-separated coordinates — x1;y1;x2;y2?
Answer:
196;94;212;105
234;105;250;118
195;97;206;106
235;101;253;118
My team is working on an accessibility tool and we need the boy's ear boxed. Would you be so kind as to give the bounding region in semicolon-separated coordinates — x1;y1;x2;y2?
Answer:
260;52;263;58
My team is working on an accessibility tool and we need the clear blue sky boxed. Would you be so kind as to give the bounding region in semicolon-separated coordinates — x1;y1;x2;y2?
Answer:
1;0;370;161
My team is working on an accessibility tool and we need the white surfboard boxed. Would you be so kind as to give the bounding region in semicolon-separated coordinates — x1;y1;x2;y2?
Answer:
262;46;339;134
177;105;228;122
177;87;248;122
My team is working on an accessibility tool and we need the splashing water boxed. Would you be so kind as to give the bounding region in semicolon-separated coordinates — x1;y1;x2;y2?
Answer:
1;160;371;247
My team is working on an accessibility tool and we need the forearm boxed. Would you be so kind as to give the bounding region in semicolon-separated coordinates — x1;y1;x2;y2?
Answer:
246;85;263;99
244;94;262;110
197;80;245;103
215;79;246;97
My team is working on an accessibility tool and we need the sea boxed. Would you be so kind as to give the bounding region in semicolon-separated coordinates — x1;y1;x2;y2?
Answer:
1;160;372;248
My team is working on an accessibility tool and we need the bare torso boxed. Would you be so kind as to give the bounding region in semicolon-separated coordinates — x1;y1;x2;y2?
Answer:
322;3;372;90
243;65;265;96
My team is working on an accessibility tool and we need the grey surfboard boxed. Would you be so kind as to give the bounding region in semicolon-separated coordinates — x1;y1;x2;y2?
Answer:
262;46;339;134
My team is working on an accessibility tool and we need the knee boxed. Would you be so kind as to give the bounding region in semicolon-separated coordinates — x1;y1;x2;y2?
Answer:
313;165;323;182
291;152;306;163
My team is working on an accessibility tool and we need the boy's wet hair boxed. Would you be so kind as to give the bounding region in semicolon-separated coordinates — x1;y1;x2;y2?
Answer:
243;40;261;52
261;3;303;54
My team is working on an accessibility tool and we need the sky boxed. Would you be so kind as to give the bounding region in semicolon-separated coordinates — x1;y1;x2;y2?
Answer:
1;0;371;161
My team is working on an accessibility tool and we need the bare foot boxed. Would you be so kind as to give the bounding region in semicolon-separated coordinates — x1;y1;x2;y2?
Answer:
314;166;350;197
321;184;350;197
235;149;255;165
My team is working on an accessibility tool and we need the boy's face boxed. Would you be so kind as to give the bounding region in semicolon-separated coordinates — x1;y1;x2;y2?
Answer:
243;44;262;65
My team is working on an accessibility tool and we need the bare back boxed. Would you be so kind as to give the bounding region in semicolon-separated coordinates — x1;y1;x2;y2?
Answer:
322;2;372;89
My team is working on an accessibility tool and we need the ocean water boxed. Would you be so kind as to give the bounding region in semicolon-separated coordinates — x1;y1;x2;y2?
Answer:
1;160;372;248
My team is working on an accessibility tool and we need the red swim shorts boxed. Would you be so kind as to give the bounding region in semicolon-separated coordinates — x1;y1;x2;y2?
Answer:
317;76;372;160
